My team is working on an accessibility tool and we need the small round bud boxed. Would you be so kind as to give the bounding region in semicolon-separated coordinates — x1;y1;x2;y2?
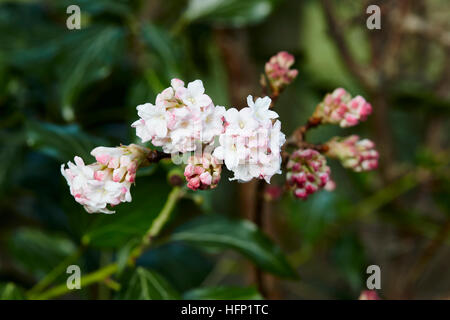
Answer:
184;153;222;191
313;88;372;128
286;149;331;200
326;135;379;172
265;51;298;94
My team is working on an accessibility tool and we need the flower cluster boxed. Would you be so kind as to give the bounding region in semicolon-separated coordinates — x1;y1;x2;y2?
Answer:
213;95;285;183
313;88;372;127
286;149;331;199
184;153;222;190
263;51;298;94
132;79;225;154
61;65;379;214
61;144;148;213
326;135;379;172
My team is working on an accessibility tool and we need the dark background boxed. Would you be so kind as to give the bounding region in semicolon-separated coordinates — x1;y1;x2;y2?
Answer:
0;0;449;299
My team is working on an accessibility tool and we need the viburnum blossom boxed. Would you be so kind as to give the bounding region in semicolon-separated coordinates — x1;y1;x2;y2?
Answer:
286;149;331;199
132;79;225;154
326;135;379;172
313;88;372;127
263;51;298;94
213;95;285;183
184;153;222;190
61;144;148;214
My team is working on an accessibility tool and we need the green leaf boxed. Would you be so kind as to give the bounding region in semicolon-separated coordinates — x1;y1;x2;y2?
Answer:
0;131;24;193
57;26;125;120
183;0;279;27
118;267;179;300
25;120;106;162
83;177;171;248
170;215;297;278
8;228;77;279
0;283;25;300
138;243;214;292
140;23;181;79
183;286;262;300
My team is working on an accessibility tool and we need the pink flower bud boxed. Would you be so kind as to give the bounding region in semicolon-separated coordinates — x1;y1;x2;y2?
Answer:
326;135;379;172
184;153;222;191
359;290;380;300
286;149;331;200
264;51;298;94
313;88;372;127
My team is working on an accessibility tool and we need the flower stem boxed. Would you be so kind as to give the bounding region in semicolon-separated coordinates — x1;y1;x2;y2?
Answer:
27;245;85;297
33;187;183;300
129;186;183;262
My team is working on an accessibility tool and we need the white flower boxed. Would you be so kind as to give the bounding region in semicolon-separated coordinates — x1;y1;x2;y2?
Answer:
214;102;285;184
213;134;248;170
62;144;148;214
247;95;278;124
201;105;225;143
176;80;212;111
61;156;132;214
131;103;168;142
224;107;258;136
132;79;221;154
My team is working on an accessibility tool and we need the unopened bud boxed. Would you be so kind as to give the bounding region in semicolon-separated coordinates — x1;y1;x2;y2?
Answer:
265;51;298;94
286;149;331;200
326;135;379;172
313;88;372;128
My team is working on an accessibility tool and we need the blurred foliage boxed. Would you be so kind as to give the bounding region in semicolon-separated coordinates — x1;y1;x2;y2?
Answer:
0;0;448;300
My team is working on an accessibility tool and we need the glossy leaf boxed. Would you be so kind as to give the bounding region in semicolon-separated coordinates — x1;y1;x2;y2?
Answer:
183;286;262;300
8;228;77;278
170;215;297;278
118;267;179;300
83;177;171;248
26;121;106;162
183;0;279;27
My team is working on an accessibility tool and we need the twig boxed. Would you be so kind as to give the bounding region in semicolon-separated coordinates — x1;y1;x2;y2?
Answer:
320;0;376;91
146;149;171;163
403;219;450;299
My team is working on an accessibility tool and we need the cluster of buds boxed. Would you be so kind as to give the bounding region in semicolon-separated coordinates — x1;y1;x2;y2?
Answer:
184;153;222;190
61;144;149;213
262;51;298;95
313;88;372;128
326;135;379;172
286;149;331;200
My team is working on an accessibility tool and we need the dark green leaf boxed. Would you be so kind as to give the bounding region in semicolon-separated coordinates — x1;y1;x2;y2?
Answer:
8;228;77;278
25;121;106;162
137;243;214;292
170;215;297;278
183;286;262;300
83;177;171;248
183;0;279;27
118;267;179;300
